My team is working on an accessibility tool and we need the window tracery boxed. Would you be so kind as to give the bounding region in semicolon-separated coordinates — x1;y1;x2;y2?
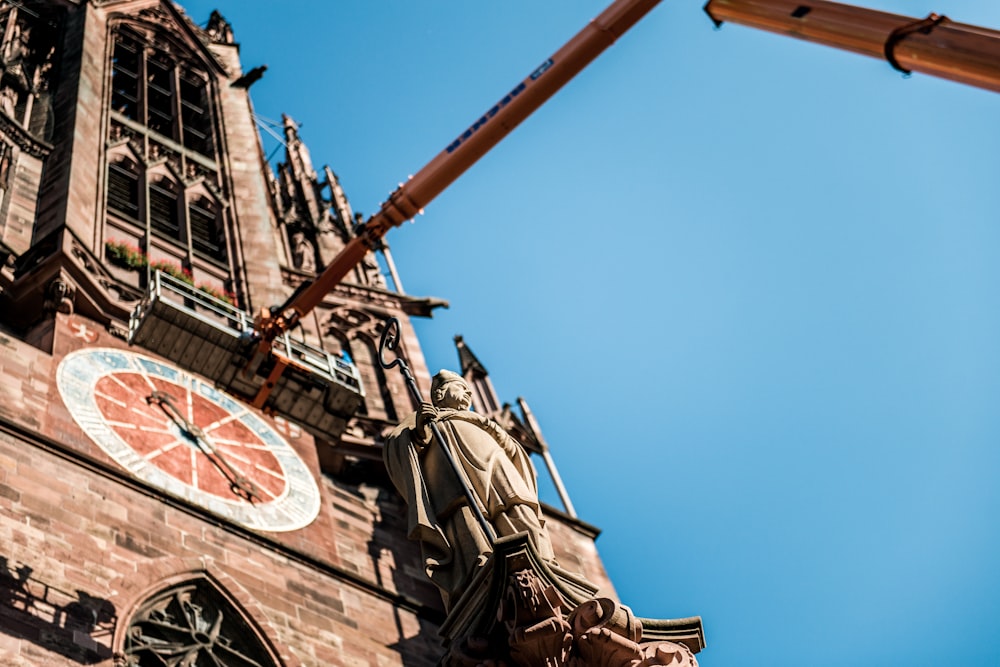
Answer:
0;0;60;143
189;195;225;261
104;18;233;301
149;176;180;240
107;157;140;221
122;579;280;667
111;29;214;158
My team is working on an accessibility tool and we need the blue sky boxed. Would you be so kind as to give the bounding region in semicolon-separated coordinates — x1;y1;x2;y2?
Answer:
179;2;1000;664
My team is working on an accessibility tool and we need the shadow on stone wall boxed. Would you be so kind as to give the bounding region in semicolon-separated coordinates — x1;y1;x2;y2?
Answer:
331;456;444;667
0;555;115;663
368;489;446;667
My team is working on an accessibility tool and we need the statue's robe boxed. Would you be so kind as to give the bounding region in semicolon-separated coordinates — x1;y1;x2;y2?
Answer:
384;407;555;607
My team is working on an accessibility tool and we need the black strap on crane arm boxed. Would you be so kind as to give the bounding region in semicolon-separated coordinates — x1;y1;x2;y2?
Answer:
885;13;950;75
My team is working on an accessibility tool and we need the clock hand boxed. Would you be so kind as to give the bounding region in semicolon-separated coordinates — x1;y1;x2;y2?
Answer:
147;390;204;439
146;391;264;503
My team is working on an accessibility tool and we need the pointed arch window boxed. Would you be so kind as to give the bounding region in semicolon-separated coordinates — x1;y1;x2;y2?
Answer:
123;579;280;667
107;158;140;221
149;178;180;240
189;195;225;261
110;30;215;158
111;38;140;121
104;21;234;302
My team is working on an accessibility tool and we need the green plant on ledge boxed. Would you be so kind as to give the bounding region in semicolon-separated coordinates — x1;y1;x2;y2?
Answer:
105;240;236;306
148;259;194;285
105;240;145;270
196;284;238;306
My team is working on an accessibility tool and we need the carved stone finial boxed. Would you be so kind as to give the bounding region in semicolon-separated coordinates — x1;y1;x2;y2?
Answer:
205;10;234;44
282;113;299;142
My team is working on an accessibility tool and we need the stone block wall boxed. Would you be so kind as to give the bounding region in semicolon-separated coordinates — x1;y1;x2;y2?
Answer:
0;313;618;665
0;428;445;666
0;314;446;665
1;151;44;256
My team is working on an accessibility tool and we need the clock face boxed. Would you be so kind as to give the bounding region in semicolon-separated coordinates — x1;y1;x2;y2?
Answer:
57;348;321;532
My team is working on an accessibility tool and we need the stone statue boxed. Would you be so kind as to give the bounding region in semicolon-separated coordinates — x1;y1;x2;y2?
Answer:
384;370;556;608
3;23;30;75
0;84;15;116
290;230;316;273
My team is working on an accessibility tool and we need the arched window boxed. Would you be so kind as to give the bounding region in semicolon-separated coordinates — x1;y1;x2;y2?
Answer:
104;20;234;303
180;73;212;155
107;158;140;221
110;36;139;120
123;578;280;667
110;29;215;158
189;195;225;261
149;177;180;240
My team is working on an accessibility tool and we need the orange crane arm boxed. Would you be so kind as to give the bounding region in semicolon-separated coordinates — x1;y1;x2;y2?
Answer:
259;0;662;340
704;0;1000;93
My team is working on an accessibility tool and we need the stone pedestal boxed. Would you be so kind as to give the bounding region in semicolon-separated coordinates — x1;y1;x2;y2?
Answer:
439;535;705;666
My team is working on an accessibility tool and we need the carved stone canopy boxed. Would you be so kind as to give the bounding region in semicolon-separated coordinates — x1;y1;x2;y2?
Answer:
439;534;704;667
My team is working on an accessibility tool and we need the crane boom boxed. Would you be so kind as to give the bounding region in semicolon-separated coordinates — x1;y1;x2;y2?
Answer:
131;0;998;438
704;0;1000;93
258;0;663;341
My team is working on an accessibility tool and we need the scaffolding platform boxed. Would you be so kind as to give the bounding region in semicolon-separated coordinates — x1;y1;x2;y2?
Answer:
128;271;364;441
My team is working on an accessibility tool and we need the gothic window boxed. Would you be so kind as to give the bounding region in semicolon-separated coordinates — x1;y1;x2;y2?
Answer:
111;38;139;120
189;195;225;261
107;158;140;221
110;30;215;158
105;20;234;300
123;579;280;667
148;177;180;240
105;166;231;262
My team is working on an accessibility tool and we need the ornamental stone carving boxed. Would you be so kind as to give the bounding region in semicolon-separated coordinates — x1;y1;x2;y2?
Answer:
43;277;74;315
439;535;701;667
205;11;234;45
116;579;279;667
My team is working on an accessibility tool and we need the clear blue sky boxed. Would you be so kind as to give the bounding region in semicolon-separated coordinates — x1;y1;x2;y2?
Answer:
179;2;1000;664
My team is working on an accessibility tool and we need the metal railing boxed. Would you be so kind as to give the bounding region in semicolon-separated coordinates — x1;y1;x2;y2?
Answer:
130;270;362;394
129;269;251;337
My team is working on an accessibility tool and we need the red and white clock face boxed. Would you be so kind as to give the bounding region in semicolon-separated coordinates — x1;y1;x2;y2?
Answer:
57;348;321;532
92;370;286;501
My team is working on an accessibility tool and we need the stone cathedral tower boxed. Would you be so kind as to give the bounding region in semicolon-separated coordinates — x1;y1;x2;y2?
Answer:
0;1;703;665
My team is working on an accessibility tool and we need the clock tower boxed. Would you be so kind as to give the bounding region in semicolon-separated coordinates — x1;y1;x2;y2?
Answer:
0;2;675;666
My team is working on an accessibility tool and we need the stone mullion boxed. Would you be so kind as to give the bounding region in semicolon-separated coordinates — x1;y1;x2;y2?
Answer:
139;47;151;155
168;60;196;269
20;66;34;130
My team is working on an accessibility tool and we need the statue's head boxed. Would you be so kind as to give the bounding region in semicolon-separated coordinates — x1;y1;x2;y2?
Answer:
431;370;472;410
